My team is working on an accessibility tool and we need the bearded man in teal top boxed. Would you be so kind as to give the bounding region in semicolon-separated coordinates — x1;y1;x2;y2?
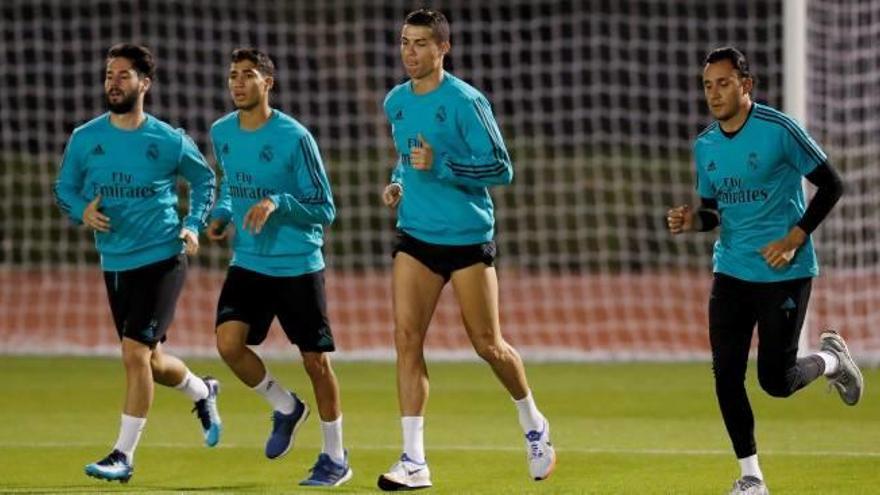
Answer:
54;43;221;484
667;47;863;495
377;9;555;491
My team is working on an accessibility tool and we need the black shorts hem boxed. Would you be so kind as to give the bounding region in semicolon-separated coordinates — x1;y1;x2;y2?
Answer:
392;230;496;282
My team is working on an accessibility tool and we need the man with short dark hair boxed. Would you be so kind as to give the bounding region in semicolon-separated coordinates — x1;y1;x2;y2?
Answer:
667;46;862;495
54;43;221;484
208;47;351;487
377;9;555;491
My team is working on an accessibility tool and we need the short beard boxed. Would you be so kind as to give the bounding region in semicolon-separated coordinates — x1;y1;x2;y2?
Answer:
107;92;138;114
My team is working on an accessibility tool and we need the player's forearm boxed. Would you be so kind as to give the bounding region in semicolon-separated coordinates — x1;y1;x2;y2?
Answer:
180;160;217;232
434;152;513;187
53;181;89;224
269;193;336;226
798;162;844;234
695;198;720;232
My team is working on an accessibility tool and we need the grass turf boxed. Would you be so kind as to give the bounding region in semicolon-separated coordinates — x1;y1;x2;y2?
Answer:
0;357;877;494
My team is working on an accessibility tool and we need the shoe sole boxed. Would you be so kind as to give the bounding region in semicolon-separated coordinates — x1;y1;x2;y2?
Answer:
267;402;310;460
820;332;864;406
85;467;132;484
203;378;222;447
300;467;354;487
205;423;222;447
332;467;354;487
533;448;557;481
377;474;432;491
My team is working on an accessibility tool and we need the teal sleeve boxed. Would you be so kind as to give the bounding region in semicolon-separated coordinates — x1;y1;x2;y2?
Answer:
177;132;217;233
53;133;89;224
780;118;827;175
269;133;336;226
209;139;233;224
694;147;715;199
391;162;403;184
434;97;513;187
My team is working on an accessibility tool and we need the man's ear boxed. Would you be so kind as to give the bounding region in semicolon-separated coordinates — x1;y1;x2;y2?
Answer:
140;76;152;94
741;76;753;95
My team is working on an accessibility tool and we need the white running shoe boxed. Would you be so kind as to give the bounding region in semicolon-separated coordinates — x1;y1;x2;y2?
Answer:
377;453;432;491
525;418;556;480
820;330;864;406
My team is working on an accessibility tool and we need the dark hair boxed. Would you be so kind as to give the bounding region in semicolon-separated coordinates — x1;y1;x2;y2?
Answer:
404;8;450;43
231;48;275;78
704;47;752;79
106;43;155;79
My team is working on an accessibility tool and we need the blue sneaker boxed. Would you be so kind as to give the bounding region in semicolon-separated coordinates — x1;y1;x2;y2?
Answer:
84;449;133;483
265;394;309;459
299;451;353;486
192;376;222;447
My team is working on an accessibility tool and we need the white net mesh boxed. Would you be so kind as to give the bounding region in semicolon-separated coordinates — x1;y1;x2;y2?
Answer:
0;0;876;360
806;0;880;361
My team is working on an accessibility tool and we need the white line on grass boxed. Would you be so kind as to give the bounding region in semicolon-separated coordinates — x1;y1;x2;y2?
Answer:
2;442;879;458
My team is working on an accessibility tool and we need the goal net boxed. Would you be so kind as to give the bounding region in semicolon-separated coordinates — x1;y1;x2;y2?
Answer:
1;0;877;361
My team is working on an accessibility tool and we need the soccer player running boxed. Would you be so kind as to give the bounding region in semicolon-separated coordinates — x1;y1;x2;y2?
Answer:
53;43;221;484
207;48;351;487
377;9;555;491
667;47;863;495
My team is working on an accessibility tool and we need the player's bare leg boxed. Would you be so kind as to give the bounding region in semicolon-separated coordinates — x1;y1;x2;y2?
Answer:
217;320;304;459
151;342;220;447
216;321;266;386
452;263;556;481
122;337;154;417
451;264;528;398
85;337;152;483
378;253;444;491
299;351;352;487
393;253;444;417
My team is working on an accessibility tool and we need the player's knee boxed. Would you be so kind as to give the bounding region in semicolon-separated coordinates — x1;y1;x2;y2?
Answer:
148;352;162;370
215;334;244;362
712;359;746;382
394;324;425;354
121;346;150;370
302;353;330;378
758;371;795;398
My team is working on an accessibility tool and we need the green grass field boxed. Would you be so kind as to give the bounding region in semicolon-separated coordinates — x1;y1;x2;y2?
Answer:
0;357;877;494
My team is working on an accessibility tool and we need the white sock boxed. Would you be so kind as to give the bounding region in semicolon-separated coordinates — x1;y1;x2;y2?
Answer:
401;416;425;464
513;391;544;433
816;351;840;376
174;370;209;402
739;454;763;480
253;371;296;414
113;414;146;463
321;415;345;465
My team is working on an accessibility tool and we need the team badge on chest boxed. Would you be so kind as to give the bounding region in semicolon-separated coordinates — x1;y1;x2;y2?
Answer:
259;145;274;163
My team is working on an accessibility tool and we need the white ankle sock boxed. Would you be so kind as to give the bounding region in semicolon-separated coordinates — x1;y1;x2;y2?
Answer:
174;370;208;402
739;454;763;480
513;391;544;433
401;416;425;464
113;414;146;463
252;371;296;414
816;351;840;376
321;415;345;465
